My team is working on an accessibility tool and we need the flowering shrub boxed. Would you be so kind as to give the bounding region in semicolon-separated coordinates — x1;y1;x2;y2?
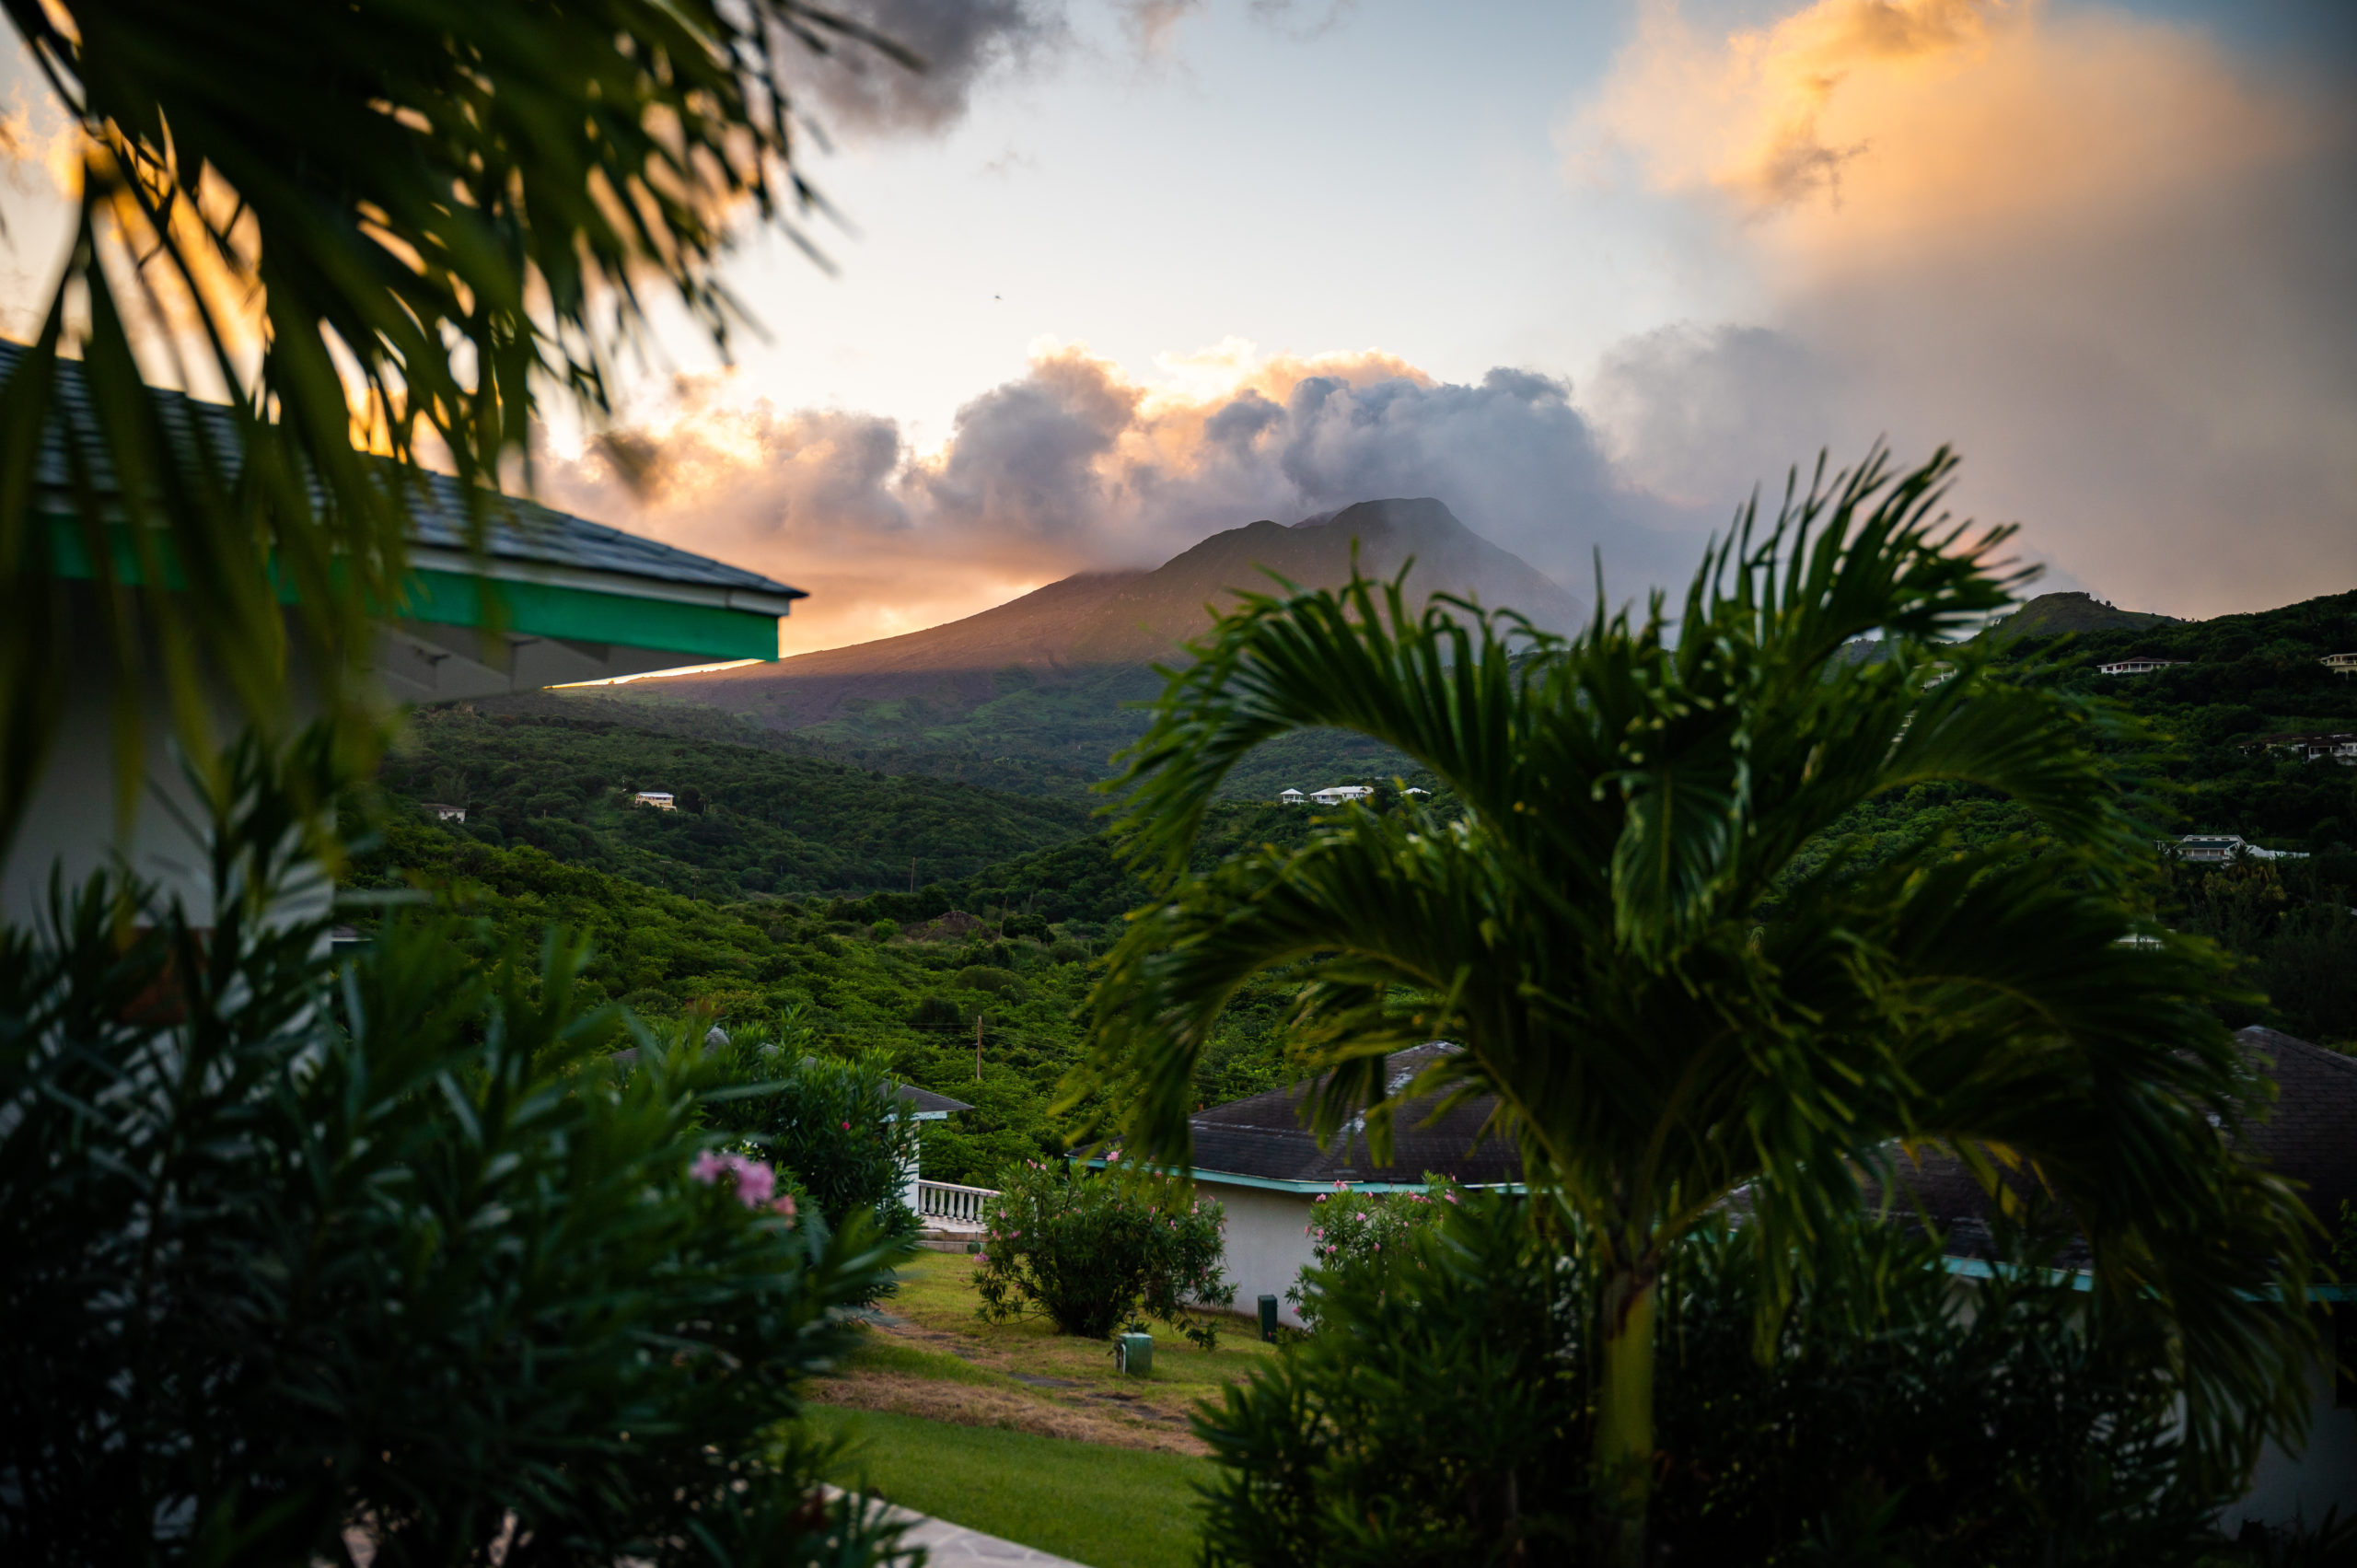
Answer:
972;1160;1236;1345
1286;1173;1459;1330
701;1040;919;1239
691;1149;801;1221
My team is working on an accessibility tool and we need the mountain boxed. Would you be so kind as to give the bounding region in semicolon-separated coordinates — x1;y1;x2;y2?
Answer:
1988;591;2180;641
645;498;1580;734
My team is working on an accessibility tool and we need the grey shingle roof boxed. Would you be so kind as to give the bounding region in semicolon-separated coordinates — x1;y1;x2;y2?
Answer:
1189;1043;1523;1188
1;338;801;600
1873;1025;2357;1266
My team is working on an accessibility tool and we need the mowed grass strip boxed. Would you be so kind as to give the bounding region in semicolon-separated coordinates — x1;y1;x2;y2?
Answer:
808;1406;1213;1568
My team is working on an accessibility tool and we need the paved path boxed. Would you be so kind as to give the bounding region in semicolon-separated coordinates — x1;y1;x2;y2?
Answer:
829;1486;1091;1567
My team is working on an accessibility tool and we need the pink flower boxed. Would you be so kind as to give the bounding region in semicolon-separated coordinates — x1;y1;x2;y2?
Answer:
772;1193;798;1221
691;1151;728;1185
691;1150;779;1211
841;1121;851;1131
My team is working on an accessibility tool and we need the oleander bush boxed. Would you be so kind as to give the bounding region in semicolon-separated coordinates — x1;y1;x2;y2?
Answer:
0;739;913;1567
972;1160;1235;1344
701;1033;923;1240
1199;1191;2235;1567
1285;1174;1459;1330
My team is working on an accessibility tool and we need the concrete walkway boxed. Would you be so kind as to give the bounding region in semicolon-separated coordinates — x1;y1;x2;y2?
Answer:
830;1486;1091;1567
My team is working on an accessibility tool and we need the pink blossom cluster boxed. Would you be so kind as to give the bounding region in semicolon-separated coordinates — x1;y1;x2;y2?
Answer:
690;1150;797;1220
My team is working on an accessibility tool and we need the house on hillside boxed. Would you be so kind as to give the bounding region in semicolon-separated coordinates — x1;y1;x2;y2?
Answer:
2323;653;2356;678
2243;732;2357;765
2096;657;2189;676
0;342;805;926
424;803;468;823
2171;834;2311;863
1279;788;1306;805
1309;784;1374;806
633;791;679;810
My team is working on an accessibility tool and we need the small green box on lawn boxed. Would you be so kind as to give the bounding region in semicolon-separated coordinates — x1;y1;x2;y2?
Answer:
1117;1331;1152;1376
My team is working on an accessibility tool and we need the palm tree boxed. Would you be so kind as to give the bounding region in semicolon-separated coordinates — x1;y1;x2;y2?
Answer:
1075;447;2316;1558
0;0;911;855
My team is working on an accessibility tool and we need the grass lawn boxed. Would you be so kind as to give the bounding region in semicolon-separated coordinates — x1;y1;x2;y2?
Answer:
809;1405;1214;1568
813;1249;1281;1453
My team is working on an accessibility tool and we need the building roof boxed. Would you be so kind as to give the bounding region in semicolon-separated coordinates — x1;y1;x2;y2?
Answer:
1875;1026;2357;1266
1186;1043;1523;1190
5;338;804;691
4;338;800;603
899;1084;976;1117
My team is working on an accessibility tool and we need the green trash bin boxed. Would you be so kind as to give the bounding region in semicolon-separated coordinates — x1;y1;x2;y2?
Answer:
1258;1295;1281;1342
1117;1331;1153;1377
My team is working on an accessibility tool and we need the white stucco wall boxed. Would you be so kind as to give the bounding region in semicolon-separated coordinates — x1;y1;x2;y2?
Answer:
2221;1353;2357;1532
1196;1179;1321;1327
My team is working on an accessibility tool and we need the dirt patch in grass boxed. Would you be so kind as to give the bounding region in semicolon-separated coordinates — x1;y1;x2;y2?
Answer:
807;1369;1211;1456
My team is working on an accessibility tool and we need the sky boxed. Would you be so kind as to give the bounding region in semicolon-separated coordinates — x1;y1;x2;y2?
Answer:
6;1;2354;655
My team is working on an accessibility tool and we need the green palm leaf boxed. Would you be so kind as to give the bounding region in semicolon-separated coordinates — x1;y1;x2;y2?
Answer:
0;0;917;859
1074;446;2316;1550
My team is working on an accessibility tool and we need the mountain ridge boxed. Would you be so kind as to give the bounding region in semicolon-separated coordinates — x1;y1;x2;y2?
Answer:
654;497;1579;733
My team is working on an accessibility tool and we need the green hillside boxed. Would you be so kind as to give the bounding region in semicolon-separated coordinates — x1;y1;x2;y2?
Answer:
377;705;1093;900
1988;590;2180;641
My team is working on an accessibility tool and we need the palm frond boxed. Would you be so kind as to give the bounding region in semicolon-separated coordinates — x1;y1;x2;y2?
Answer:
0;0;916;862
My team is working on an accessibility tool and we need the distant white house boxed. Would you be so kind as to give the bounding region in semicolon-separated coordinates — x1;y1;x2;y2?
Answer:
2322;653;2356;677
424;802;467;822
2096;657;2188;676
2169;834;2309;864
633;791;678;810
1309;784;1374;806
2244;732;2357;765
1278;788;1306;805
1404;786;1431;798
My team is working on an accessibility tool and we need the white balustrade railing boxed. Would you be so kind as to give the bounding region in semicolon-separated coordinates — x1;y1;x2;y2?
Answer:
915;1179;999;1228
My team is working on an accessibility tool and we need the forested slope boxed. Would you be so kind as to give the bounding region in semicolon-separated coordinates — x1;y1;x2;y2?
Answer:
378;705;1093;899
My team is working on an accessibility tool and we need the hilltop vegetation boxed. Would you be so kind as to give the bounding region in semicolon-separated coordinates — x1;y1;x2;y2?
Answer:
381;704;1092;899
1990;590;2181;641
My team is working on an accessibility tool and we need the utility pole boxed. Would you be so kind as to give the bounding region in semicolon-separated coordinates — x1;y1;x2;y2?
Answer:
974;1013;984;1081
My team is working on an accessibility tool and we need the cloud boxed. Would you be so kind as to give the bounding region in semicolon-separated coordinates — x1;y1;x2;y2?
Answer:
538;340;1692;656
1570;0;2357;618
787;0;1064;138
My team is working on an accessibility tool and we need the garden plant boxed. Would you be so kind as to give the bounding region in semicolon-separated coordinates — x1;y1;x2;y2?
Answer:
972;1160;1236;1345
1199;1191;2239;1566
702;1031;925;1240
0;737;914;1564
1076;447;2316;1559
1285;1175;1459;1331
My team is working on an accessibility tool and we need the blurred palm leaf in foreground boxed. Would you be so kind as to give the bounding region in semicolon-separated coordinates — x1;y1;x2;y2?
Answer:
1077;447;2318;1556
0;0;912;855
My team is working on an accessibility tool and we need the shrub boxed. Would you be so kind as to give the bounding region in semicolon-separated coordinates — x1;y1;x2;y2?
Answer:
1199;1192;2232;1567
955;963;1019;994
973;1162;1236;1345
1285;1174;1457;1330
0;741;913;1565
1047;937;1091;964
701;1041;923;1239
870;917;900;942
909;994;962;1028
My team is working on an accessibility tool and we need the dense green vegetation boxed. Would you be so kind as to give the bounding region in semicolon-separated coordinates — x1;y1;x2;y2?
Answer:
343;807;1323;1186
378;704;1091;899
349;587;2357;1225
1202;1193;2237;1566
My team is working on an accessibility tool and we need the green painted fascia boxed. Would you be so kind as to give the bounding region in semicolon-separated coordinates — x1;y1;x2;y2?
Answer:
406;569;778;662
46;516;778;662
